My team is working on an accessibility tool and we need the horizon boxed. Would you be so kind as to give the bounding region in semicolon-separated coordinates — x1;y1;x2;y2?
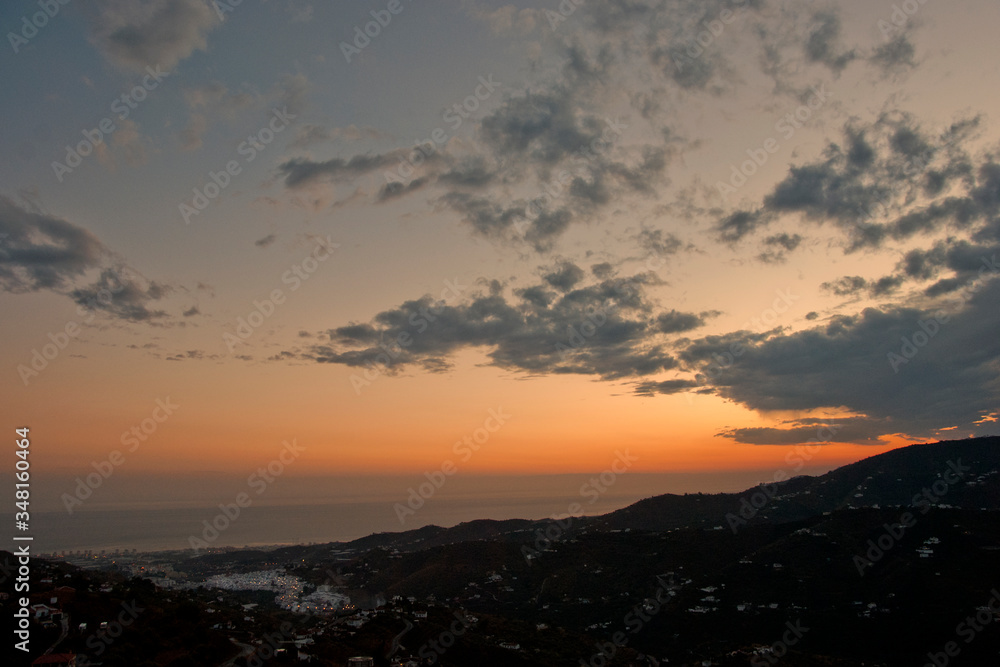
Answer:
6;435;998;555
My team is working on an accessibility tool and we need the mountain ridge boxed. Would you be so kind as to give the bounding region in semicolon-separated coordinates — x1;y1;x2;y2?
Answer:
185;435;1000;567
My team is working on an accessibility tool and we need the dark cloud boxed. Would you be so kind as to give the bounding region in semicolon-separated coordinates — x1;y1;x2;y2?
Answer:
166;349;220;362
437;157;498;189
804;12;857;72
634;378;703;397
70;268;170;322
757;232;803;263
0;196;106;293
719;417;890;445
686;279;1000;443
821;275;868;297
294;271;682;380
764;233;802;252
755;113;992;255
763;161;891;229
656;310;708;334
871;275;904;296
591;262;615;280
516;285;556;310
542;261;585;291
524;208;574;253
378;177;432;203
889;124;931;159
655;44;717;90
816;238;1000;301
86;0;218;72
903;244;946;280
870;34;917;74
255;234;277;249
820;274;905;299
438;192;526;241
0;197;184;322
603;146;670;194
921;241;1000;296
716;209;769;243
635;228;685;259
438;191;579;254
846;129;876;169
479;87;607;166
278;151;421;189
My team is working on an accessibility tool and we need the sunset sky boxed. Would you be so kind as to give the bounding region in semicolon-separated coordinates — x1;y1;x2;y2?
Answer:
2;0;999;521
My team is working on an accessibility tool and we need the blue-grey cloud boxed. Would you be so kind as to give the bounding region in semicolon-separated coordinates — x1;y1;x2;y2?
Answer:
0;196;106;293
85;0;219;72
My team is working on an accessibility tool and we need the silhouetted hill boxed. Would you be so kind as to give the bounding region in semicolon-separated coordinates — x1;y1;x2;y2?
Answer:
595;435;1000;532
181;436;1000;568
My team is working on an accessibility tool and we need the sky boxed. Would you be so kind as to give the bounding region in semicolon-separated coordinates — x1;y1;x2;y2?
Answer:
1;0;999;521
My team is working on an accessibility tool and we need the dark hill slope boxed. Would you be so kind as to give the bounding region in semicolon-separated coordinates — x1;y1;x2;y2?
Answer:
594;435;1000;532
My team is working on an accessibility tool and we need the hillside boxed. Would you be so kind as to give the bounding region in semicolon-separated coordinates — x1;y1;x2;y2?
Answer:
597;435;1000;532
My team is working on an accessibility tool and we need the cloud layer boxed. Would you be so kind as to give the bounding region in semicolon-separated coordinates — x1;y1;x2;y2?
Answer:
253;1;1000;445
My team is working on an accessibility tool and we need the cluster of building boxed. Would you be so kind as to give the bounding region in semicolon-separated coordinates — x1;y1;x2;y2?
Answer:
204;569;302;592
11;577;76;630
282;585;350;614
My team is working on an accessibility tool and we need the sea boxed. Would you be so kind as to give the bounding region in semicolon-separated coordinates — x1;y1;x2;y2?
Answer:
1;470;827;555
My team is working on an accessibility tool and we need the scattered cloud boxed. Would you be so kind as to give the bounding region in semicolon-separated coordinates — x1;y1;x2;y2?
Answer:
84;0;220;72
0;196;106;293
288;270;681;380
255;234;278;249
70;268;171;322
0;197;184;322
